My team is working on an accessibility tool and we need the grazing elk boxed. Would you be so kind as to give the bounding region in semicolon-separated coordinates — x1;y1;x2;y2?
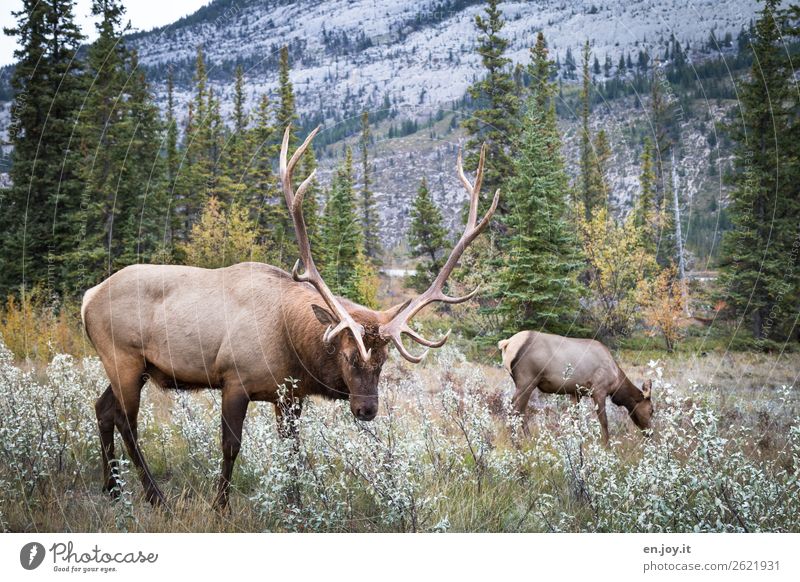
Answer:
498;330;653;443
81;126;499;509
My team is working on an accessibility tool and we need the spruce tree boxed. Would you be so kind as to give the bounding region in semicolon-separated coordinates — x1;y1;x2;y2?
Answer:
174;45;213;236
634;137;657;254
359;111;382;263
498;33;582;335
114;50;169;269
718;0;797;342
0;0;85;295
461;0;519;214
588;129;611;211
276;46;298;146
71;0;167;290
580;40;594;217
408;177;448;291
249;94;284;263
227;64;251;204
320;147;368;302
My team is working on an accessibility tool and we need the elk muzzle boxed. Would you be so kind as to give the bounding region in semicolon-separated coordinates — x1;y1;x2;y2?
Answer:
350;395;378;421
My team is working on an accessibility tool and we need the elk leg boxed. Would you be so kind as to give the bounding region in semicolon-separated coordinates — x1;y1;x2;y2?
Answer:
592;393;610;445
95;384;119;494
214;387;250;511
112;376;165;507
511;383;538;437
570;392;581;406
511;382;536;416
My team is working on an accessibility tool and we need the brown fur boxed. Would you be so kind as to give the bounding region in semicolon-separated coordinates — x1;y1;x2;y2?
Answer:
499;330;653;443
82;262;406;508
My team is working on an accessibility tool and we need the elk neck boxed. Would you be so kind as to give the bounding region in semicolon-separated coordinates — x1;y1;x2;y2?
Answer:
609;375;644;413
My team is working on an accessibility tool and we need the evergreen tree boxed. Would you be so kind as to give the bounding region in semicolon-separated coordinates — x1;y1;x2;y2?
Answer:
226;64;251;205
498;34;583;335
580;40;594;217
359;111;382;263
249;94;285;263
165;68;179;194
115;51;169;268
718;0;798;342
649;64;676;266
276;46;297;146
320;147;372;304
408;177;448;291
0;0;85;295
461;0;519;215
70;1;166;289
634;137;657;243
588;129;611;211
173;46;213;236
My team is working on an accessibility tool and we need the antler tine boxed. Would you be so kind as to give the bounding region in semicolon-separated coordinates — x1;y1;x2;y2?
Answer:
280;124;371;362
379;143;499;363
402;326;451;348
388;336;429;365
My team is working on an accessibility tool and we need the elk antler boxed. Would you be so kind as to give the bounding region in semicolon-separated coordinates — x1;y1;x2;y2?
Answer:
379;143;500;363
280;125;371;362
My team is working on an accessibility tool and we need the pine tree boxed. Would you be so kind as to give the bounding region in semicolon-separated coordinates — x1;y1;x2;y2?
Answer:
0;0;85;295
359;111;382;263
248;94;284;263
70;1;167;289
320;147;373;303
115;50;169;269
579;40;594;217
498;33;583;335
718;0;797;342
173;46;213;237
649;65;676;266
461;0;519;215
276;46;297;145
226;64;251;205
408;177;448;291
634;138;657;243
588;129;611;210
165;68;179;193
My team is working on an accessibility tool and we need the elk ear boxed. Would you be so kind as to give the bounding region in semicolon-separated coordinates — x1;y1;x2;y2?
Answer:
642;379;652;399
311;304;336;326
382;298;412;321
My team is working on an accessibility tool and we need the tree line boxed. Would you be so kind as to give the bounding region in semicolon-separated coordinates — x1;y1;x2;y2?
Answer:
1;0;798;349
0;0;382;307
406;0;799;348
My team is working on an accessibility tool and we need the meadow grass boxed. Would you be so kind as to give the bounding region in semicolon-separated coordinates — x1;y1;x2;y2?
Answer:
0;335;798;533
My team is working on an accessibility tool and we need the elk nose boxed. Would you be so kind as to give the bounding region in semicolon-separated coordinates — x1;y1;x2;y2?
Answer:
355;404;377;421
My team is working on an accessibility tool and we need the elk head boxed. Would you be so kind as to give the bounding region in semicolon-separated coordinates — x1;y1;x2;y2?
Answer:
280;125;499;420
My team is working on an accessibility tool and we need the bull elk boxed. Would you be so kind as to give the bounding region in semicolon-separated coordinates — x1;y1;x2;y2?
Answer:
498;331;653;443
81;126;499;509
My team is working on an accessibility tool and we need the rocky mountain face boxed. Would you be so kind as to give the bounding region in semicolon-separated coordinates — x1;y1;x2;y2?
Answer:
1;0;759;252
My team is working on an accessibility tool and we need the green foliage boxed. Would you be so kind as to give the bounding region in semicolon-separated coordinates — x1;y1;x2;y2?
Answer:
497;35;583;336
0;0;85;296
359;111;382;263
718;0;800;342
461;0;519;214
408;178;448;291
579;208;659;338
320;148;376;305
180;197;265;269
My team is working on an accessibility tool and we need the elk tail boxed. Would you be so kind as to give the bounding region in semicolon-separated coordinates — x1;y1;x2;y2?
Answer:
497;339;510;351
